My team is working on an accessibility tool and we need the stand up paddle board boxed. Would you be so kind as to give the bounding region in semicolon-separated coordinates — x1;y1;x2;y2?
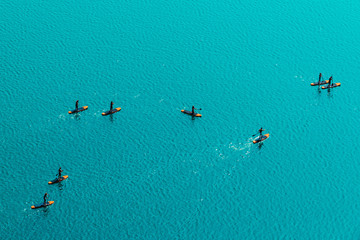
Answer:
253;133;270;144
181;110;201;117
311;80;329;86
31;201;54;209
102;108;121;116
321;83;341;89
68;106;88;114
48;175;68;185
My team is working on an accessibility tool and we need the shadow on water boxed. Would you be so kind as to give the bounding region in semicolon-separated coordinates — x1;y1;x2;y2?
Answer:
191;115;203;123
315;85;334;98
74;114;81;121
57;182;64;191
327;88;333;98
317;86;322;94
258;142;264;150
41;206;51;215
109;114;114;123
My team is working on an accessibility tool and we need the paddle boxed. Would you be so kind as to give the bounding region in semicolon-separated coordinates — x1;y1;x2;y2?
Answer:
190;108;201;114
252;127;264;137
193;108;202;116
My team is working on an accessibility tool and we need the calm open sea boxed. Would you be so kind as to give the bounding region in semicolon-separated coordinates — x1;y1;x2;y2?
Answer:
2;0;360;238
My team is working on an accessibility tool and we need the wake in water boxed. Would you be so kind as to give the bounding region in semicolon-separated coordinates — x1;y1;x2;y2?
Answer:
228;137;255;156
215;137;255;161
57;114;66;120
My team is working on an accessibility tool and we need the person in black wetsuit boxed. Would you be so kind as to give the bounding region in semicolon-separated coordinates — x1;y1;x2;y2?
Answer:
43;193;49;205
319;73;322;84
191;106;195;115
259;127;264;138
110;101;114;112
328;76;333;86
58;167;63;179
75;100;79;111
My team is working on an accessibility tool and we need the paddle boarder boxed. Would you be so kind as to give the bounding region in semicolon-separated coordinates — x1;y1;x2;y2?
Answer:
75;100;79;111
110;101;114;112
259;127;265;138
191;106;200;115
43;193;49;205
318;73;322;84
328;76;333;86
58;167;63;179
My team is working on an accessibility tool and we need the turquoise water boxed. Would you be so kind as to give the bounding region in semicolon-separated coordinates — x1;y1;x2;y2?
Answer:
2;0;360;238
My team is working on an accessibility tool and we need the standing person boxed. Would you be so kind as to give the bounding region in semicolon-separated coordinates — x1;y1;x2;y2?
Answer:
110;101;114;112
328;76;333;86
43;193;49;205
259;127;265;138
319;73;322;84
191;106;195;115
75;100;79;111
58;167;63;179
